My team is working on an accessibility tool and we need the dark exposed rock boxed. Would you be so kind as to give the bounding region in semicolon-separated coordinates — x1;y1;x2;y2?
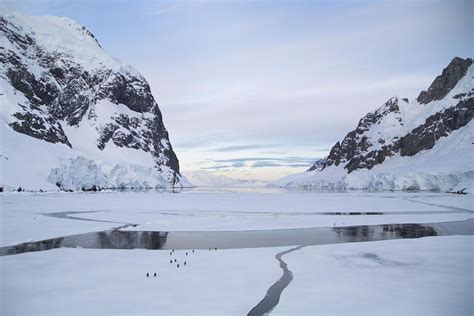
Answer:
399;98;473;156
4;54;60;107
79;25;102;48
448;188;467;195
453;93;467;99
321;97;401;172
9;110;72;147
0;17;34;50
96;72;156;113
417;57;473;104
307;159;325;172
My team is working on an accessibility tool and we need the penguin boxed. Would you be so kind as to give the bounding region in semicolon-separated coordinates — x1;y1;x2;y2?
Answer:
192;249;195;253
154;273;156;277
186;252;188;256
170;260;172;264
174;259;177;262
177;264;180;268
215;247;217;250
146;273;149;277
170;252;172;255
184;261;186;266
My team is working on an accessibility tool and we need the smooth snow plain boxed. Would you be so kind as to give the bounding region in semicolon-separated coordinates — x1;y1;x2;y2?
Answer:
0;189;473;315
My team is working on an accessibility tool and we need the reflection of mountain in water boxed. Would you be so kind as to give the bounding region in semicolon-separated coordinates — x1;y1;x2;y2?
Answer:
334;224;438;241
96;231;168;249
0;230;168;256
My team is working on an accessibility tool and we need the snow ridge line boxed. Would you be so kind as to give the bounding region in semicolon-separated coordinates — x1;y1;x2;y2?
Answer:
247;245;305;316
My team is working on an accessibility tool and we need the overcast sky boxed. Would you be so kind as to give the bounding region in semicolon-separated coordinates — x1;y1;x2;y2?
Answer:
2;0;472;180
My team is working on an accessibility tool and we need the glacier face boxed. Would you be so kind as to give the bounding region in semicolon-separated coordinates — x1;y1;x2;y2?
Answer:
275;57;474;192
0;8;188;190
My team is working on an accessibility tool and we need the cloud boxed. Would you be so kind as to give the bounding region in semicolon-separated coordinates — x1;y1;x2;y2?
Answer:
144;0;470;157
196;156;320;171
213;157;317;164
172;136;215;149
212;144;276;152
231;162;246;167
251;161;314;168
251;161;279;168
199;165;229;170
149;6;176;17
137;0;470;180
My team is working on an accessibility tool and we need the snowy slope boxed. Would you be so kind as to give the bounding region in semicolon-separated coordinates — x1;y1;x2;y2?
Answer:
0;8;189;191
275;57;474;192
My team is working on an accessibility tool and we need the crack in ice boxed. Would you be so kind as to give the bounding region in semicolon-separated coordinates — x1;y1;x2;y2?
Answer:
247;245;305;316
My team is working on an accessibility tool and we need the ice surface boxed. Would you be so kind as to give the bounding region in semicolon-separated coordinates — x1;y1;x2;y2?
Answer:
0;236;471;315
0;191;472;315
0;247;282;315
1;191;472;246
274;236;474;316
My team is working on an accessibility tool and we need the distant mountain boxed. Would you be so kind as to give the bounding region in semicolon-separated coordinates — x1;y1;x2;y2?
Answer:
275;57;473;192
183;170;264;187
0;8;189;191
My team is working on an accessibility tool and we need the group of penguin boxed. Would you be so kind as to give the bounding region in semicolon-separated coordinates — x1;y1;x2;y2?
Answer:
168;248;192;268
146;247;218;277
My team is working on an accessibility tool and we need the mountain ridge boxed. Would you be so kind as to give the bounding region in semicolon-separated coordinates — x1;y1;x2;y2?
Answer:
276;57;473;192
0;8;188;191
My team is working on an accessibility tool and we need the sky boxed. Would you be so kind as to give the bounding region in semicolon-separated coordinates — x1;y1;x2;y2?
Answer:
1;0;472;181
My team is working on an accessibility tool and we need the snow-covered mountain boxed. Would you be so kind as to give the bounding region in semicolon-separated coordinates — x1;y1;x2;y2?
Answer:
0;8;189;191
275;57;473;192
183;170;264;187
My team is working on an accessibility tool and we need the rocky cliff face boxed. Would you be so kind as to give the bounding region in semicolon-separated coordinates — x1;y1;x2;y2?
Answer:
307;57;473;175
0;8;186;190
417;57;472;104
282;57;473;192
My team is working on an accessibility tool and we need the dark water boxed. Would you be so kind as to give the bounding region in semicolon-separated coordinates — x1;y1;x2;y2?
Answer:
1;219;472;256
163;219;472;249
